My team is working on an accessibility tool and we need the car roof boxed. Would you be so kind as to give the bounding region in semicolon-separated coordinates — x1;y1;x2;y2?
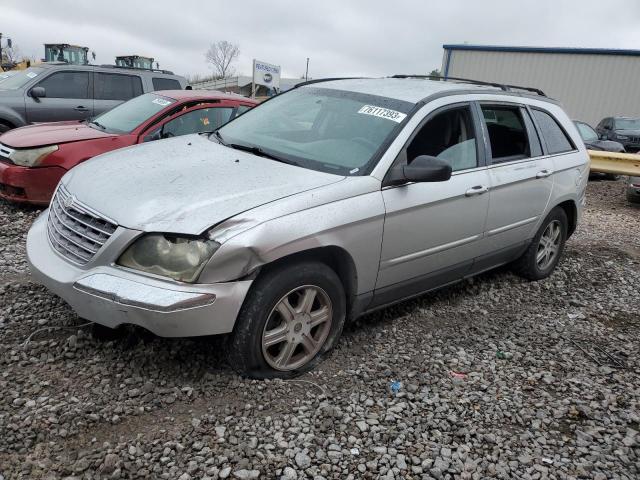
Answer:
35;62;182;78
303;77;503;104
156;89;257;103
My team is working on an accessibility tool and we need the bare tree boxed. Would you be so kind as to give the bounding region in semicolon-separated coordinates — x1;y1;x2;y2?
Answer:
204;41;240;79
1;42;22;66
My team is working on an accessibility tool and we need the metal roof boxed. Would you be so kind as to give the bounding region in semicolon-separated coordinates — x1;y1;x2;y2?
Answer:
156;89;257;102
304;77;497;103
443;44;640;57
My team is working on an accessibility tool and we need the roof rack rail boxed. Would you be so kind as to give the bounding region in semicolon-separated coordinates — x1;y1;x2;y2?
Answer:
293;77;364;88
97;64;175;75
391;74;546;96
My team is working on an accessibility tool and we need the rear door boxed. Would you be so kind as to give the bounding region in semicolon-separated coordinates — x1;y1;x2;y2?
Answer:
26;70;93;122
477;102;554;259
373;102;490;305
93;72;144;116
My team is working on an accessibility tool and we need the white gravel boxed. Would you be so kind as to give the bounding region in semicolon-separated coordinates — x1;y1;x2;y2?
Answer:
0;178;638;479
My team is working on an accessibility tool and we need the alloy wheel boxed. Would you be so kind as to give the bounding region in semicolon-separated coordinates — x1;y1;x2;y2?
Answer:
536;220;562;270
261;285;333;371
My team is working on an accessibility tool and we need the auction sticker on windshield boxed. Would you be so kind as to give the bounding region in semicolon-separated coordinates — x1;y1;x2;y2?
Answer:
358;105;407;123
152;98;172;107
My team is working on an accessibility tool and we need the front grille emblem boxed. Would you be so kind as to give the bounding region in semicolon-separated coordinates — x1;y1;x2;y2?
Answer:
63;195;76;209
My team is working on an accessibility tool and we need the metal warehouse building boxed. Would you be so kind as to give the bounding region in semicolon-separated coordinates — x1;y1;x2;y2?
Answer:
441;44;640;126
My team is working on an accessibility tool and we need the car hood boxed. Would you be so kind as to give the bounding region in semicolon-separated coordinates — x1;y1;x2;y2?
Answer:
584;139;625;152
62;134;345;234
0;121;115;148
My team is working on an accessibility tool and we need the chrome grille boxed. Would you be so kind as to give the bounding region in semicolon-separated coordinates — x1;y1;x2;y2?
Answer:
47;187;117;265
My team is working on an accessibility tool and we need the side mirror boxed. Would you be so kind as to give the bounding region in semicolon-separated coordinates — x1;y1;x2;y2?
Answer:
403;155;452;183
30;86;46;99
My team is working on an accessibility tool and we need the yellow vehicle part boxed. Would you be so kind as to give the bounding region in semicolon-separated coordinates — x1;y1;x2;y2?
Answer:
588;150;640;176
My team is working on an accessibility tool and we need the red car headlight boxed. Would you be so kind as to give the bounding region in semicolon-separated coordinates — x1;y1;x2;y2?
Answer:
10;145;58;167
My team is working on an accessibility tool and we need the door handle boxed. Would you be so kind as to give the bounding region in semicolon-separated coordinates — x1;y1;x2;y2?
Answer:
465;185;489;196
73;106;89;112
536;169;553;179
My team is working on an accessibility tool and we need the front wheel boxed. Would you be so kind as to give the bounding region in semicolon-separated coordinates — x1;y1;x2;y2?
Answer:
512;207;568;280
227;261;346;379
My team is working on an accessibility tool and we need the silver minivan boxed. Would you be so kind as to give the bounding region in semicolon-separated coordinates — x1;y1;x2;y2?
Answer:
27;77;589;378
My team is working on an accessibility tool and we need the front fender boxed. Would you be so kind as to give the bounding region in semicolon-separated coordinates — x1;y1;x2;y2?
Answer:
0;104;27;129
198;191;386;295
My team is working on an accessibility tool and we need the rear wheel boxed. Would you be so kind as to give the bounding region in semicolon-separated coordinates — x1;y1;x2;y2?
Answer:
512;207;568;280
227;261;346;379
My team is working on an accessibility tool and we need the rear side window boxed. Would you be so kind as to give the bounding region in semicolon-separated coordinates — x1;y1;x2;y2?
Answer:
481;105;530;162
152;77;182;90
37;71;89;99
532;109;574;154
94;73;143;101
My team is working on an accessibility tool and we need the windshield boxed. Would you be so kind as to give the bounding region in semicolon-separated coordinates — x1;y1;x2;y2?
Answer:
0;67;44;90
615;118;640;130
575;122;598;142
216;87;414;175
90;93;177;133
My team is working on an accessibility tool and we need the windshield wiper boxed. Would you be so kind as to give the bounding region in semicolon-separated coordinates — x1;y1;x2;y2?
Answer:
90;121;106;130
211;130;227;146
227;142;299;166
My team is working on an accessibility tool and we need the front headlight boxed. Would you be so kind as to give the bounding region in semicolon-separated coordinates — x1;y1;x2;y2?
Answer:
117;233;220;282
10;145;58;167
616;134;629;140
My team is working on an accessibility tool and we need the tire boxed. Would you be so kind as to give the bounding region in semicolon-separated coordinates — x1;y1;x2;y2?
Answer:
512;207;568;281
91;322;125;341
628;193;640;204
0;121;13;135
227;261;346;379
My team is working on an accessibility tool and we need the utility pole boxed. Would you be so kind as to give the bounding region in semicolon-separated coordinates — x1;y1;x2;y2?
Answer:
305;57;309;82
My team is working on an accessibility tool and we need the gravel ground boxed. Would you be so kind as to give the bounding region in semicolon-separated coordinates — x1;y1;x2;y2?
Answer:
0;179;638;480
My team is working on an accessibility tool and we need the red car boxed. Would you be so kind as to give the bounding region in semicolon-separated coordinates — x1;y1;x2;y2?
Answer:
0;90;257;205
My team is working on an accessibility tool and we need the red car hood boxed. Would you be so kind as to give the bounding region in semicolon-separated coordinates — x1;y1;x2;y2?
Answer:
0;121;116;148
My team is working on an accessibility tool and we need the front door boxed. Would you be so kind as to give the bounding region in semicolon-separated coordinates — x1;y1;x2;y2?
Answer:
26;70;93;123
373;103;490;306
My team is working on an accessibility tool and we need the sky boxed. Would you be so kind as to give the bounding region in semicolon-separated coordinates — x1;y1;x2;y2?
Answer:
3;0;640;80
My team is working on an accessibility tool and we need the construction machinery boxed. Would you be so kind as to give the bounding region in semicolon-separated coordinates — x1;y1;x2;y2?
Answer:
115;55;155;70
44;44;90;65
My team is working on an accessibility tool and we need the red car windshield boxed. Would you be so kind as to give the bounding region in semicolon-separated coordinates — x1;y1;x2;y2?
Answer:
90;93;176;133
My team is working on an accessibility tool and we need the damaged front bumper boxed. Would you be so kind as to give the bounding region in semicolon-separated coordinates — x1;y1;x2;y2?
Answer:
27;212;252;337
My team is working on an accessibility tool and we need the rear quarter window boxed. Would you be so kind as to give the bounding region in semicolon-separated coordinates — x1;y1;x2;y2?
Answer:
94;73;143;101
152;78;182;90
532;109;575;155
